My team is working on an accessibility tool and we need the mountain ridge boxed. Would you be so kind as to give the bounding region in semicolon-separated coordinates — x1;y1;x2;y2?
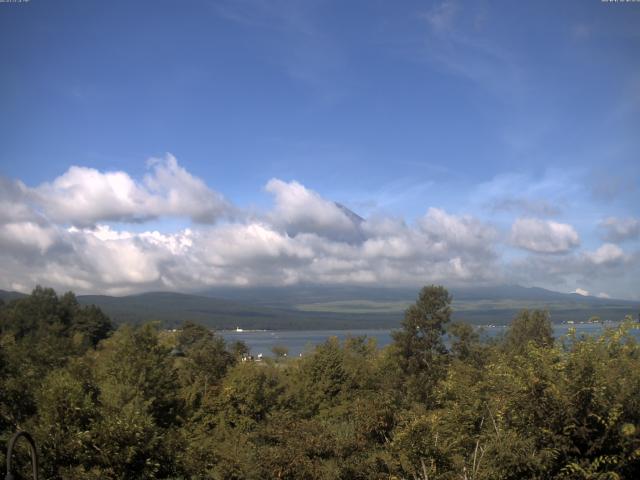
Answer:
1;285;637;330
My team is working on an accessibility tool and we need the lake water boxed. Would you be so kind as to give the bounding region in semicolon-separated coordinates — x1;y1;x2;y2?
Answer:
221;323;638;357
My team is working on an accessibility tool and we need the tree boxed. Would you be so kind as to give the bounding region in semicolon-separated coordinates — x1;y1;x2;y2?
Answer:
391;285;452;404
89;323;182;478
448;321;481;362
3;285;640;479
504;309;554;353
0;287;110;432
175;321;235;410
71;304;113;347
272;345;289;358
294;337;351;415
229;340;250;359
32;363;99;479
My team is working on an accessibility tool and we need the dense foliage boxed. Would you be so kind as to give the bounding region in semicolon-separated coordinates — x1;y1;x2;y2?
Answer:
1;286;639;479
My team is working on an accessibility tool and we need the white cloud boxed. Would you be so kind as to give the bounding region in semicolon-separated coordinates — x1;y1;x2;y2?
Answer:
265;179;362;242
32;154;230;226
0;221;60;254
585;243;626;266
0;192;501;294
419;207;496;253
573;288;589;296
510;218;580;253
142;155;231;223
0;177;40;224
1;157;638;299
72;230;163;285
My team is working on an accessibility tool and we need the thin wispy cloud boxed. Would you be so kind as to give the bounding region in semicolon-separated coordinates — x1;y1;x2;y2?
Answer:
600;217;640;243
488;197;561;217
472;170;578;220
418;0;525;98
211;0;350;103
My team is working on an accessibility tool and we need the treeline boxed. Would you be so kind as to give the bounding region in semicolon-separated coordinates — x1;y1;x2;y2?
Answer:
1;285;639;479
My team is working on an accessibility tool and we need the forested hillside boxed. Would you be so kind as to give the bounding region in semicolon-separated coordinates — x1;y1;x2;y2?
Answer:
2;285;637;330
1;286;639;479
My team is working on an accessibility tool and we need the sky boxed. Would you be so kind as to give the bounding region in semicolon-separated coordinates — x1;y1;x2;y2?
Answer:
0;0;639;299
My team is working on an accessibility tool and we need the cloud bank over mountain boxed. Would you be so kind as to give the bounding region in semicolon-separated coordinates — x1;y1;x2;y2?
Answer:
1;156;638;299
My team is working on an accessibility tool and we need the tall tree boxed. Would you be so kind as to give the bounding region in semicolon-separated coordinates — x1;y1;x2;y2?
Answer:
504;309;554;353
176;321;235;410
392;285;452;404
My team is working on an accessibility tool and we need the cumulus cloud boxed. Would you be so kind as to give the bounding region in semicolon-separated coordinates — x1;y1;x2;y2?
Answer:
419;207;497;253
584;243;626;266
265;179;363;242
600;217;640;243
0;215;500;295
1;157;638;298
0;177;41;224
0;163;503;294
510;218;580;253
573;288;589;296
32;154;231;226
0;222;60;254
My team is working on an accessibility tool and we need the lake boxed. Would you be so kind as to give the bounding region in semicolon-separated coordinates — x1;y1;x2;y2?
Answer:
220;322;638;357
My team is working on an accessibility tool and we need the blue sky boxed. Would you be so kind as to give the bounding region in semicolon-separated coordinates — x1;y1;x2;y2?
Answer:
0;0;639;298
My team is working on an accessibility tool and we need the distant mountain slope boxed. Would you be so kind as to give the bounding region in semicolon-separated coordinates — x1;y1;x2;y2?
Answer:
201;284;638;307
199;285;418;307
334;202;364;224
200;284;639;326
451;285;637;305
3;285;638;329
77;292;295;329
75;291;399;330
0;289;27;302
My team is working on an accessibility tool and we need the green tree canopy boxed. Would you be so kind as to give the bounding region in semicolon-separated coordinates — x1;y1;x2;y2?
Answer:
391;285;452;404
504;309;554;353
